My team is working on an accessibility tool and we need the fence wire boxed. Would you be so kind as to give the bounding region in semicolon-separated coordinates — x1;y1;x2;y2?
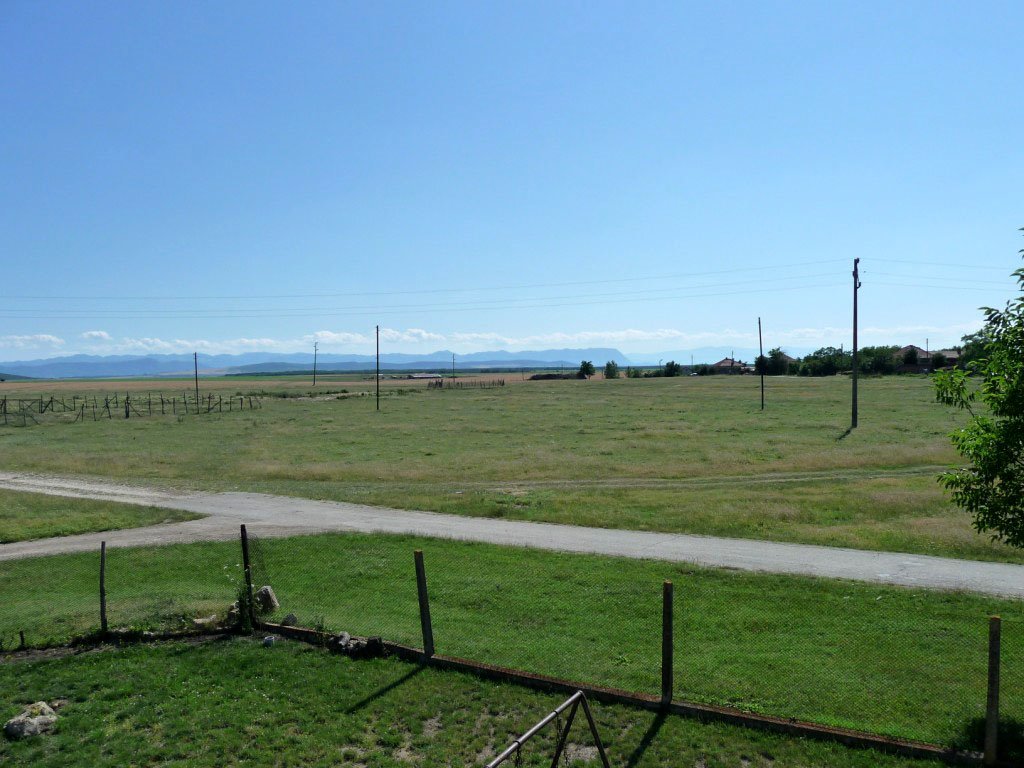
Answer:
103;542;238;634
3;526;1023;757
425;546;660;694
250;533;420;647
676;579;990;746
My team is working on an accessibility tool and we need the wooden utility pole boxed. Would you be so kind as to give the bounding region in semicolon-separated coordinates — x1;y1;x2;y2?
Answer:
193;352;200;408
312;341;318;386
758;317;765;411
852;258;861;429
376;325;380;412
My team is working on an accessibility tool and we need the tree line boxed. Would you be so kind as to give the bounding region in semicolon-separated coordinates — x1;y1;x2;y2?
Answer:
582;333;989;381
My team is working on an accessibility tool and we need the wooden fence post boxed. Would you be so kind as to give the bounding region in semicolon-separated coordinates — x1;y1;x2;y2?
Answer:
985;615;1001;765
662;580;673;705
99;541;108;636
414;550;435;658
240;525;256;629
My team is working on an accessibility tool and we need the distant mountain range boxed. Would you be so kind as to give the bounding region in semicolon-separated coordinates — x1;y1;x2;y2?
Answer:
0;349;629;379
0;345;822;379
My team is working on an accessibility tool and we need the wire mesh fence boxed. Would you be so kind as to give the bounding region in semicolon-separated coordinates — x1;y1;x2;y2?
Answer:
2;526;1021;759
423;546;661;694
999;616;1024;764
103;542;238;634
675;576;991;745
0;392;262;427
249;532;421;647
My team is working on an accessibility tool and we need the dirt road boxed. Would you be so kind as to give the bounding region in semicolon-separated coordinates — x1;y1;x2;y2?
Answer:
2;471;1022;598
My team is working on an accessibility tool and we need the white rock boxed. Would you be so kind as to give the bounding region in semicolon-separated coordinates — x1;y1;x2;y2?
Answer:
254;586;280;614
4;702;57;740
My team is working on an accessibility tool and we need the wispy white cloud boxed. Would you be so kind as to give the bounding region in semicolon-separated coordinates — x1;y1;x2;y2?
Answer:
0;334;65;349
6;320;981;360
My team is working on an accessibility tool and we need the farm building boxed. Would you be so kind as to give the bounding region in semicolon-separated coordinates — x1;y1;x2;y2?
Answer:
893;344;959;372
711;357;748;374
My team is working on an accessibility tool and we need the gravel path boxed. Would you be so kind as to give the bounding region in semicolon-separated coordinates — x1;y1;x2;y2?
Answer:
2;471;1022;598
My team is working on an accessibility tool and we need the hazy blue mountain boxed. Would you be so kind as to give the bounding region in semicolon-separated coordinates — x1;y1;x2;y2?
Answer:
0;348;632;379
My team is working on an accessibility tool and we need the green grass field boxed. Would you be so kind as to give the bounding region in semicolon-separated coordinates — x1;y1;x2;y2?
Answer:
3;530;1021;747
0;489;201;543
0;637;952;768
0;374;1010;562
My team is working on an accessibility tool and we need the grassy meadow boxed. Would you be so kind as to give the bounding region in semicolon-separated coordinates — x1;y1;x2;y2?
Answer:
0;489;201;543
0;637;954;768
2;530;1022;747
0;373;1000;560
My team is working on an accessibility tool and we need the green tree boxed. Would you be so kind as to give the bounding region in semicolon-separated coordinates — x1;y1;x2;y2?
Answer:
958;330;989;370
934;247;1024;547
663;360;682;377
902;347;919;366
754;355;768;376
766;347;789;375
858;346;899;375
931;351;948;370
798;347;850;377
578;360;595;379
604;360;620;379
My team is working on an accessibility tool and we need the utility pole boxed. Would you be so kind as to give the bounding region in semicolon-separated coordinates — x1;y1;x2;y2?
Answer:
193;352;200;407
313;341;318;386
376;325;380;412
852;258;861;429
758;317;764;411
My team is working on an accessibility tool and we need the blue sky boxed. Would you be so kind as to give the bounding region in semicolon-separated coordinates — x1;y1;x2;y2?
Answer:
1;1;1021;360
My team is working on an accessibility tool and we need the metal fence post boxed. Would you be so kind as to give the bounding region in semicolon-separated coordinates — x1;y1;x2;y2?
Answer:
985;615;1001;765
99;541;108;636
414;550;435;657
240;525;256;628
662;580;673;705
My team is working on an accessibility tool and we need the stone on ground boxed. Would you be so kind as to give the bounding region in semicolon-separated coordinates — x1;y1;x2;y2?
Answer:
4;701;57;740
254;585;280;614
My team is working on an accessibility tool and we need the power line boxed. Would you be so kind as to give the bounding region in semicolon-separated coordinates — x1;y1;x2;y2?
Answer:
869;281;1012;293
867;271;1010;286
0;271;843;317
0;258;848;301
872;258;1016;271
0;280;848;320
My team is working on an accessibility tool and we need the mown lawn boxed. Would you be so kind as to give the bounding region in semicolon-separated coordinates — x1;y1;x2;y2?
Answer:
2;531;1021;747
0;637;961;767
0;489;201;543
0;375;1014;562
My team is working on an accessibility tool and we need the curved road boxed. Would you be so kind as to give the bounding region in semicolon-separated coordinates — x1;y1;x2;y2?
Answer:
1;471;1022;598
